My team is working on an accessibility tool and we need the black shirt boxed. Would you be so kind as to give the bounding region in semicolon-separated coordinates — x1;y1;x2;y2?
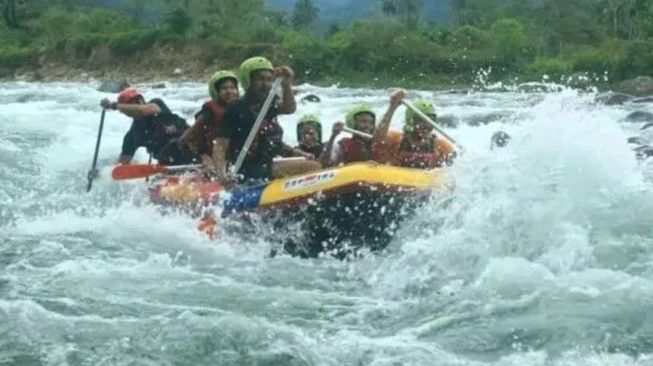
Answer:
218;96;282;180
120;99;172;157
297;143;324;158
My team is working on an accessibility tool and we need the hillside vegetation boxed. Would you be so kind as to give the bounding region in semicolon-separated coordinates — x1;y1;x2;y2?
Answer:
1;0;652;88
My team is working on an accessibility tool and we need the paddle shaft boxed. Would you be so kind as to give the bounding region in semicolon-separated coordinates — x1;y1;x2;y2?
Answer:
163;164;202;172
402;100;464;152
86;109;106;192
145;154;152;182
343;126;373;139
231;78;282;175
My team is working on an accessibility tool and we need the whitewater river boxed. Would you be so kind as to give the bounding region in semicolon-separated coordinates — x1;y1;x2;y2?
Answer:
1;81;652;365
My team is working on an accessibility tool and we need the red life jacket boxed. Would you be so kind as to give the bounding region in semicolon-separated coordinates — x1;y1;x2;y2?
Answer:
338;137;371;164
398;135;452;168
194;100;225;155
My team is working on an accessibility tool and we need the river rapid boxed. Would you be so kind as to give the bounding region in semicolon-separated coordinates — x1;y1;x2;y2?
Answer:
0;81;652;365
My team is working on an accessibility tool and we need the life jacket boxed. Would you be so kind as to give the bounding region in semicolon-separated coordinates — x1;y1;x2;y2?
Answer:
371;130;403;163
297;143;324;158
192;100;226;155
397;134;454;168
145;112;189;158
228;119;283;181
338;137;371;164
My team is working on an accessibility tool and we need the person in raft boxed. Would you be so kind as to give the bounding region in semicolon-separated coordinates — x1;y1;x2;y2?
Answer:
278;113;325;160
208;56;320;183
88;88;189;178
321;104;377;166
372;90;455;168
157;70;240;166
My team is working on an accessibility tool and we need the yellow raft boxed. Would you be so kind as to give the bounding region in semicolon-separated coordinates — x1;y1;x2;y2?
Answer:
149;162;450;258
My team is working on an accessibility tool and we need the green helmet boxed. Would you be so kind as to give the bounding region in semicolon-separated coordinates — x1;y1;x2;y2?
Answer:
208;70;239;101
405;99;437;131
405;99;436;124
239;56;274;89
345;104;376;129
297;114;322;142
298;114;321;125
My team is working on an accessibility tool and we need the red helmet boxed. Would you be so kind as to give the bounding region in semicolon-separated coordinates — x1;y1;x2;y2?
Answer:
117;87;142;104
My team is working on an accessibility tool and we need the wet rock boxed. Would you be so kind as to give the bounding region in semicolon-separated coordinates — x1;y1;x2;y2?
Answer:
634;145;653;160
437;115;458;129
618;76;653;97
151;83;167;89
97;80;130;93
595;92;634;106
300;94;321;103
14;72;32;81
443;89;470;95
491;131;511;149
31;71;44;82
623;111;653;123
516;82;564;93
466;112;510;126
628;136;646;145
633;97;653;104
642;122;653;130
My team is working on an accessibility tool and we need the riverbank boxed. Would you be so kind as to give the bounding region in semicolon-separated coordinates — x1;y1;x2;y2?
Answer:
0;60;605;93
2;48;651;96
2;58;474;91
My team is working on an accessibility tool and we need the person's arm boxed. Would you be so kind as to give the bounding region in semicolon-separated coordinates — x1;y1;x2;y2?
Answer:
179;112;208;154
209;102;239;183
280;142;296;157
116;128;139;164
435;138;456;166
209;138;230;181
320;122;344;167
117;154;132;164
100;98;161;118
178;123;200;152
280;143;301;157
281;142;315;160
275;66;296;114
114;103;161;118
372;90;405;147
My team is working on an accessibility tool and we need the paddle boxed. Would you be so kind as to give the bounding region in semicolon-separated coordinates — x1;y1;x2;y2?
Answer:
111;163;201;180
231;78;282;175
343;126;373;139
402;100;464;153
86;109;106;192
145;154;152;182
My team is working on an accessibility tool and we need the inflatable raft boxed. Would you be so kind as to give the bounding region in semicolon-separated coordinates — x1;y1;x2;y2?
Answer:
149;162;449;258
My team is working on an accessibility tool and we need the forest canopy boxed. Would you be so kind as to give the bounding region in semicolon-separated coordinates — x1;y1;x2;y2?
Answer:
1;0;652;85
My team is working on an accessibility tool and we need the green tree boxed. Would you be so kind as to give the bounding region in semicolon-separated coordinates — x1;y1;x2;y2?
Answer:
2;0;19;28
163;7;192;36
490;18;526;62
380;0;423;26
291;0;318;29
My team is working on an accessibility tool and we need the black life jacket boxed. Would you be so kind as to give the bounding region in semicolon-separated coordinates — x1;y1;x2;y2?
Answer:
146;112;189;158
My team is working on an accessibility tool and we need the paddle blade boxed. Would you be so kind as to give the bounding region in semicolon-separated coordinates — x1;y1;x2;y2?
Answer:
111;164;169;180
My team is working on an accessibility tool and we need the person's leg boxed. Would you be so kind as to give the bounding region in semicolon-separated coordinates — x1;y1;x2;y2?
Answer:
271;159;322;178
155;139;199;165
